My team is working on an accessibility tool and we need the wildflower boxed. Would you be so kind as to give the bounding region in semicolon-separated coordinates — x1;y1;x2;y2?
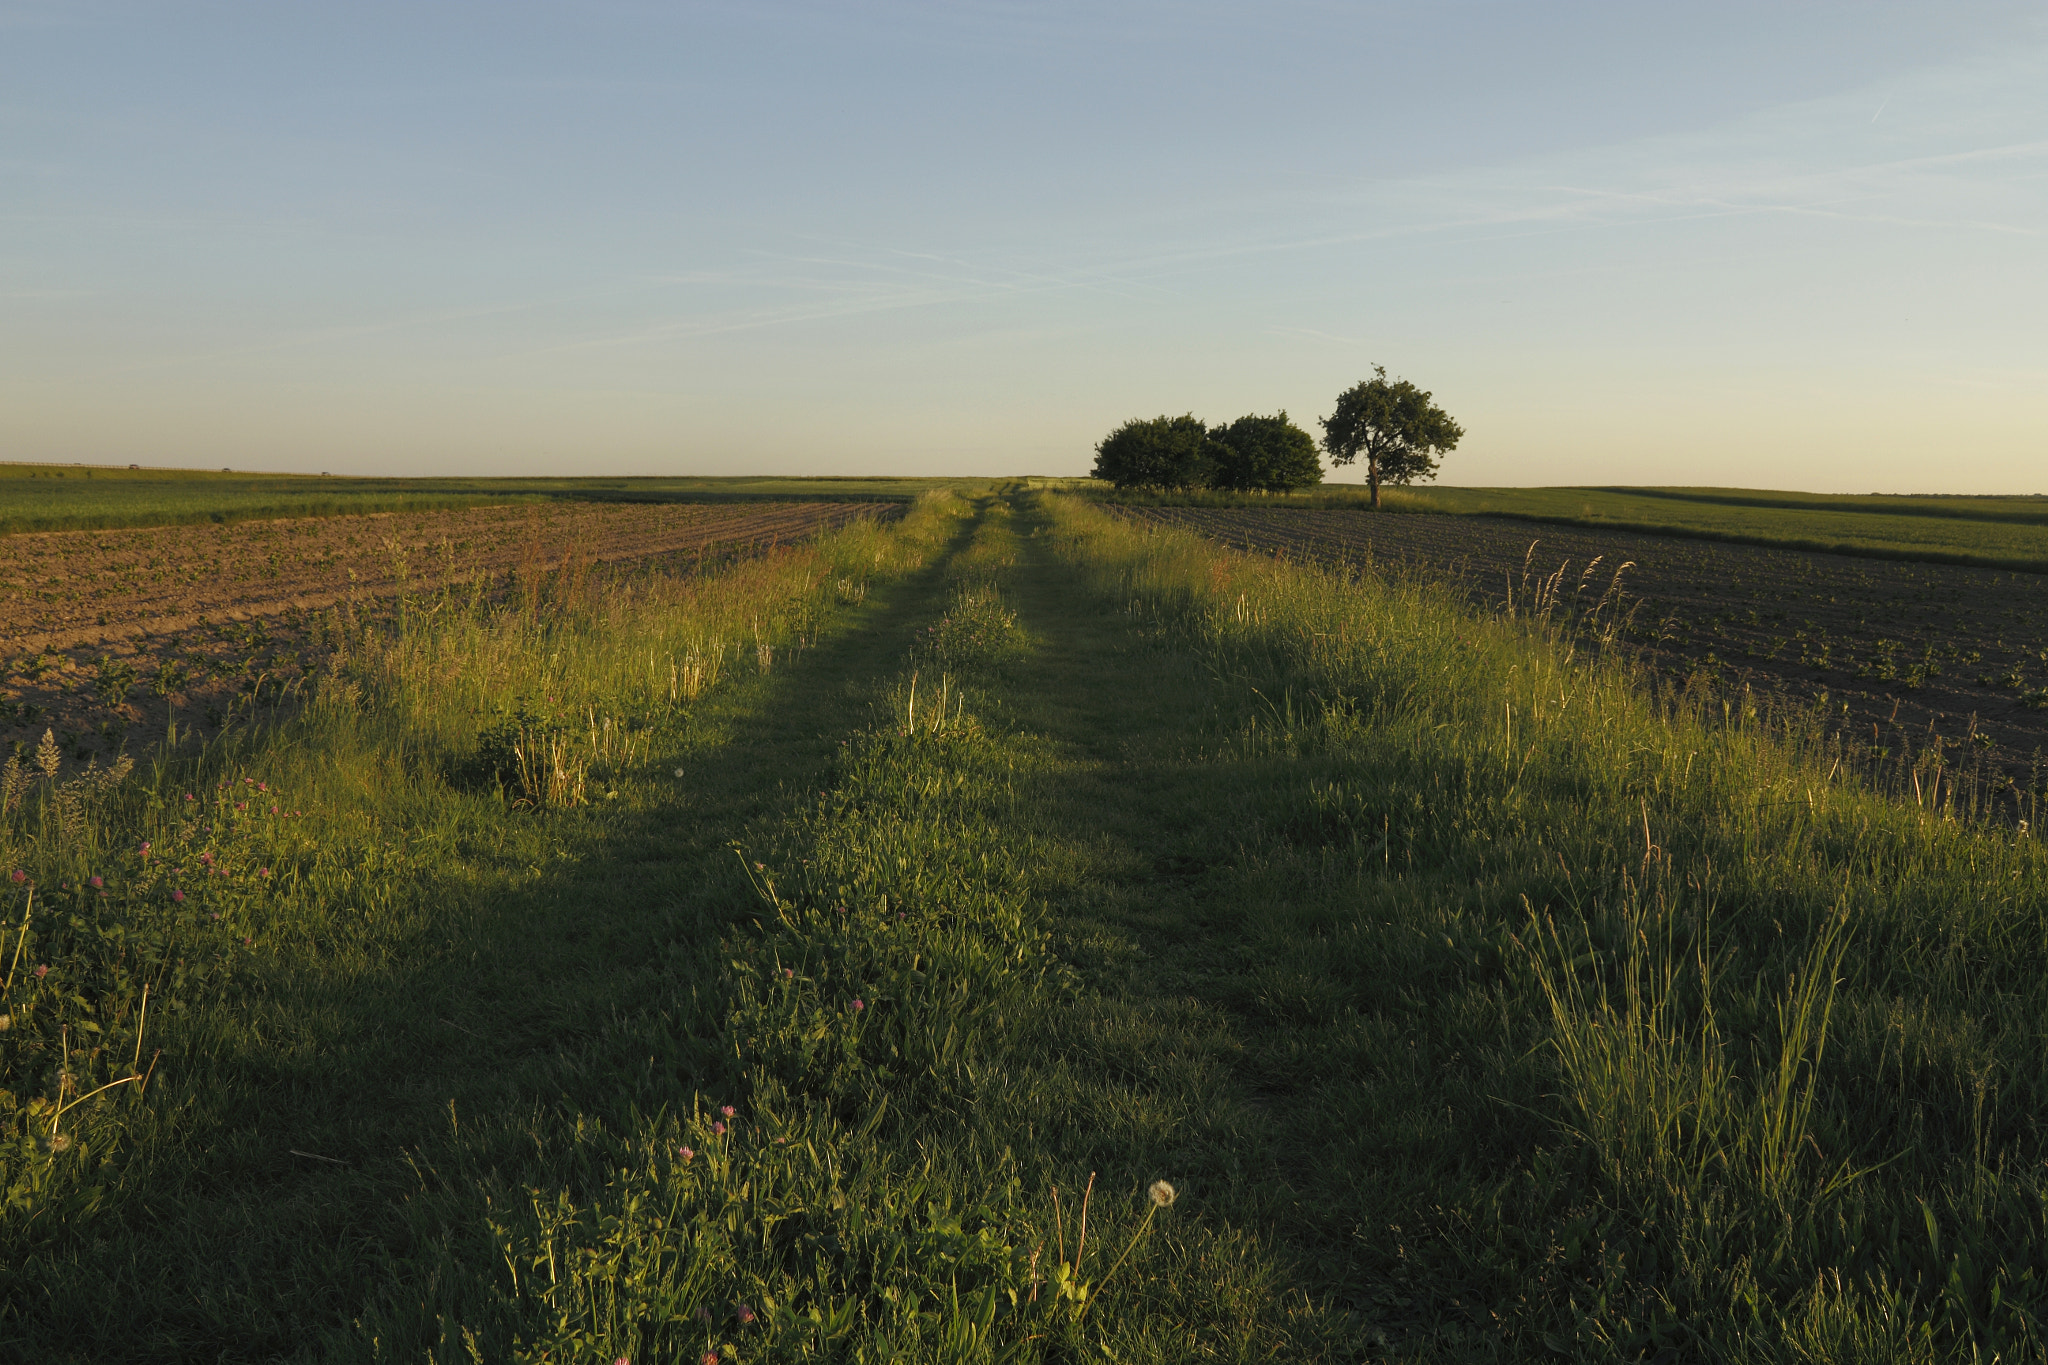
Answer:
172;890;185;902
138;841;151;855
782;967;794;978
89;876;103;889
710;1121;725;1136
244;936;253;946
737;1304;756;1325
697;1307;712;1322
851;998;865;1012
184;793;195;801
200;851;213;863
244;777;254;786
615;1358;630;1365
260;867;271;877
721;1104;736;1119
754;862;765;871
8;869;22;884
235;802;246;811
1149;1180;1177;1207
701;1353;718;1365
257;782;268;792
678;1146;694;1162
269;806;278;815
34;964;48;979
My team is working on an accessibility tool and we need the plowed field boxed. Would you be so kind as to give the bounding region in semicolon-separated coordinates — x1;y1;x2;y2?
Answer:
1;501;891;769
1121;506;2048;794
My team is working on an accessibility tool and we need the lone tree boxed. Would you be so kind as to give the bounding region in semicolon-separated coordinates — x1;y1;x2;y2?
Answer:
1208;411;1323;493
1091;414;1213;491
1319;367;1463;508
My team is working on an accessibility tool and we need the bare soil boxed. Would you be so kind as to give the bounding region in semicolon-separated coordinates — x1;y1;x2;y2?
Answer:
1;501;890;770
1119;506;2048;806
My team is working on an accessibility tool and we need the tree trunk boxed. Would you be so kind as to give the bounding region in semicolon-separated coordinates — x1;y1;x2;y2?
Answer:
1369;457;1381;509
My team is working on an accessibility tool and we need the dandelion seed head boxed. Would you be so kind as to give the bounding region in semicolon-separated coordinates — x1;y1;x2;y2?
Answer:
1149;1180;1177;1208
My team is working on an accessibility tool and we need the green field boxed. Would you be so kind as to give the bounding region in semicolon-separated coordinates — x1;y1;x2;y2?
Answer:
0;463;971;535
3;488;2046;1359
1091;483;2048;571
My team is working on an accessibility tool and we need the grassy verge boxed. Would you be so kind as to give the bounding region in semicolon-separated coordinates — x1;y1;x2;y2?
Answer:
0;493;964;1355
1035;493;2048;1359
4;486;2047;1360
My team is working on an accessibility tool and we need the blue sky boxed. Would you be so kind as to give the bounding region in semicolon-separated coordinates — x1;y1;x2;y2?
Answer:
3;1;2044;489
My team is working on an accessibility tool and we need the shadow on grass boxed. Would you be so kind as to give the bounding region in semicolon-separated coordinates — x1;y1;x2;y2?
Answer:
2;520;978;1360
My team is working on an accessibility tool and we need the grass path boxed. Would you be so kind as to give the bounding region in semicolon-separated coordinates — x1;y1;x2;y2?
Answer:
24;489;2038;1360
968;494;1494;1356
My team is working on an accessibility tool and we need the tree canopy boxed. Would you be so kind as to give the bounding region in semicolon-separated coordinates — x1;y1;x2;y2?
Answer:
1319;367;1463;507
1208;411;1323;493
1090;414;1213;491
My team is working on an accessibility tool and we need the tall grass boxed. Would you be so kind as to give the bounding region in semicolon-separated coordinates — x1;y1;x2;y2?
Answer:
1042;491;2048;1358
0;497;950;1230
398;495;1214;1360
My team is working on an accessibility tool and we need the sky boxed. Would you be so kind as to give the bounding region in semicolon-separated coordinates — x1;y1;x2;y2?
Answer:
2;1;2045;490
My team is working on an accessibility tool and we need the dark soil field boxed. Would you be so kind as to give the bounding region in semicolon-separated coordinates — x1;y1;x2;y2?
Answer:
0;500;891;770
1121;505;2048;803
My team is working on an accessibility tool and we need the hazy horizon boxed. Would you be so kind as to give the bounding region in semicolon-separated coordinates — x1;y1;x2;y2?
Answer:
4;2;2044;493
